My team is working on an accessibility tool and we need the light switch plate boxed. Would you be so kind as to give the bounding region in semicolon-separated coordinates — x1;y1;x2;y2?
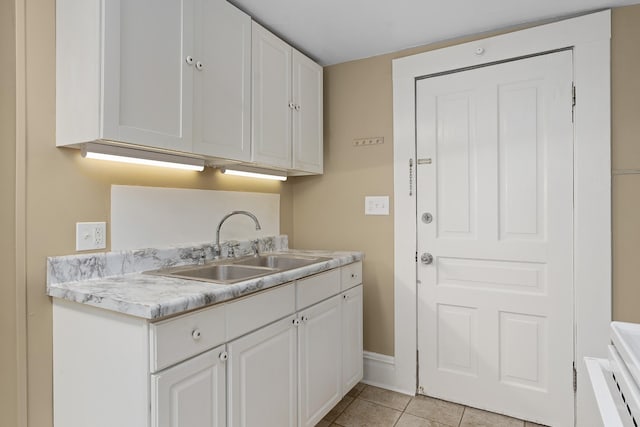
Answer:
365;196;389;215
76;222;107;251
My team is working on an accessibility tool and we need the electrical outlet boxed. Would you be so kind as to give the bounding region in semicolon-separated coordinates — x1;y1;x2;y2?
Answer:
365;196;390;215
76;222;107;251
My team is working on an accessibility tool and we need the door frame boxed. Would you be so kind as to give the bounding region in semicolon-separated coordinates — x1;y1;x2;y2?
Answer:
392;10;610;426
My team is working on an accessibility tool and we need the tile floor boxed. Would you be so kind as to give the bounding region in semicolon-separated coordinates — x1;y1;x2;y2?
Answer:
316;383;548;427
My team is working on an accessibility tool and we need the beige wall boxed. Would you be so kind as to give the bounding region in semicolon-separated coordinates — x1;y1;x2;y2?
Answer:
293;7;640;356
20;0;293;425
292;29;536;355
612;6;640;324
10;2;640;425
1;0;17;426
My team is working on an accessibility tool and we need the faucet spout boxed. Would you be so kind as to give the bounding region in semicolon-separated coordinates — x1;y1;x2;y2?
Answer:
214;210;262;258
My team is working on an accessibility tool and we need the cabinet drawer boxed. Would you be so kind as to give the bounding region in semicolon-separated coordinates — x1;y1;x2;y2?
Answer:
150;304;226;373
297;268;341;310
341;261;362;291
226;282;295;341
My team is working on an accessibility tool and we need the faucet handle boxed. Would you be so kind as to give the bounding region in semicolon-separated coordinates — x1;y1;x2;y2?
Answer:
213;244;221;259
192;249;206;265
227;240;240;258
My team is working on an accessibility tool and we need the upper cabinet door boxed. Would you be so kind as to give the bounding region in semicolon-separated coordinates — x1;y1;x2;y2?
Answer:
292;51;323;174
193;0;251;161
251;22;292;169
102;0;194;152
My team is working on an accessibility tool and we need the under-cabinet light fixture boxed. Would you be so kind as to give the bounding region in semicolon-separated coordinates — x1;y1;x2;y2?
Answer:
81;143;205;171
221;168;287;181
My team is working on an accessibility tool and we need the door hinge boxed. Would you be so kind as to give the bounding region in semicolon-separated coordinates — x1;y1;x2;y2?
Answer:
416;349;420;392
573;362;577;393
409;159;414;196
572;84;576;122
415;251;418;262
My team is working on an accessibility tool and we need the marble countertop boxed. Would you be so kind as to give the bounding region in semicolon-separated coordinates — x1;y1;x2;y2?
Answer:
47;237;363;320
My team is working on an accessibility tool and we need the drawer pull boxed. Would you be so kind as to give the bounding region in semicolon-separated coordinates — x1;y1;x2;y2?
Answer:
219;351;228;362
191;329;202;340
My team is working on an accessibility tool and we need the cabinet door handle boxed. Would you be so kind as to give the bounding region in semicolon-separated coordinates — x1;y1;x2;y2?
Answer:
219;351;228;362
295;104;301;111
288;102;295;109
292;318;301;326
195;61;204;71
301;316;309;323
191;329;202;340
185;56;194;65
343;294;348;300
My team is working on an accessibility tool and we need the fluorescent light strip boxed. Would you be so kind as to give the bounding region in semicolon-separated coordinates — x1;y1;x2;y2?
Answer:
81;143;205;171
84;152;204;171
222;168;287;181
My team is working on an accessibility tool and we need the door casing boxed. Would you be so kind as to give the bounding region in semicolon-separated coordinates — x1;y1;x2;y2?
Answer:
392;10;611;427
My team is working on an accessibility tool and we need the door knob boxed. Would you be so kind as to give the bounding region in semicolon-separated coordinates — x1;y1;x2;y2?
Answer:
420;253;433;265
421;212;433;224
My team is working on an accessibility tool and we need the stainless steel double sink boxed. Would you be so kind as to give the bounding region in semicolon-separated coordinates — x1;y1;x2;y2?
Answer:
145;253;331;285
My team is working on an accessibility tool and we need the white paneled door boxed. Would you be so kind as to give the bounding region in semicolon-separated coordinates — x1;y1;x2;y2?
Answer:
416;51;574;426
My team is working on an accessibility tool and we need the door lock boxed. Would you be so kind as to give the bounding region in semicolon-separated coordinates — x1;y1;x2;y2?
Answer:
420;253;433;265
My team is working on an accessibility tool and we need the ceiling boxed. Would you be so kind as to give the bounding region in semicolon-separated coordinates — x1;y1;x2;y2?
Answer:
229;0;638;66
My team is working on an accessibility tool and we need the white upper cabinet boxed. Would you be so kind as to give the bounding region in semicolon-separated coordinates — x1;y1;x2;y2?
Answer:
56;0;195;152
192;0;251;161
252;22;323;173
251;23;293;169
102;0;194;152
292;51;324;174
57;1;322;173
57;0;250;159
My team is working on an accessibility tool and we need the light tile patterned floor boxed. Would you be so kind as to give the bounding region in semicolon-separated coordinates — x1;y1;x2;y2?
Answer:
316;384;548;427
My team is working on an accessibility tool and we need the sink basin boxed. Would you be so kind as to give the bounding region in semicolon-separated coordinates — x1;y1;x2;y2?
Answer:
233;254;331;270
147;264;277;284
145;253;331;285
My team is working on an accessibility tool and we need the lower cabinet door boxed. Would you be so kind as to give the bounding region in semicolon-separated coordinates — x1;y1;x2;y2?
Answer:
342;285;364;394
151;345;227;427
298;295;342;427
227;315;298;427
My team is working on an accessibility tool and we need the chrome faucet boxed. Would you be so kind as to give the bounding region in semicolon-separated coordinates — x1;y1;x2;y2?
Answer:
214;211;262;258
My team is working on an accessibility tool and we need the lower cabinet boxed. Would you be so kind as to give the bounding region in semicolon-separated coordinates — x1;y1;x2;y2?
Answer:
227;315;298;427
152;345;227;427
298;295;343;427
52;262;363;427
224;286;363;427
342;285;364;393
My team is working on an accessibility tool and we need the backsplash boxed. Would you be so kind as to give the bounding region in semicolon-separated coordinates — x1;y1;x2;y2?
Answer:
47;235;288;287
111;186;280;250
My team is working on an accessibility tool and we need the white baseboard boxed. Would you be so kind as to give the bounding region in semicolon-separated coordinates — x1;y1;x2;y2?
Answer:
362;351;413;396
